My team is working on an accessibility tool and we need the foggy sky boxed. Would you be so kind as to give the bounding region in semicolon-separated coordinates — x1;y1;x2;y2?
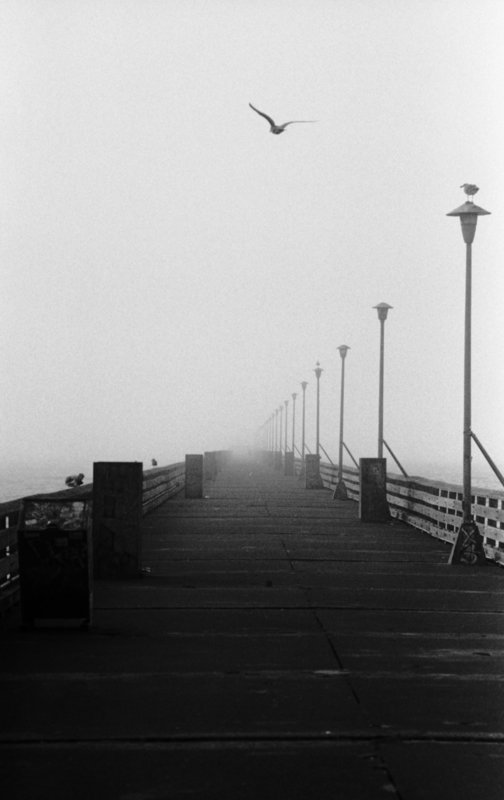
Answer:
2;0;504;483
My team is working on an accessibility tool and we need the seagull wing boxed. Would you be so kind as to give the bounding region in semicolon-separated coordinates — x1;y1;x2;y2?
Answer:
282;120;317;127
249;103;276;126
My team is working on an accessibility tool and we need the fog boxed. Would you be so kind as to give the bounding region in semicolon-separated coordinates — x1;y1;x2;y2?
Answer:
2;0;504;485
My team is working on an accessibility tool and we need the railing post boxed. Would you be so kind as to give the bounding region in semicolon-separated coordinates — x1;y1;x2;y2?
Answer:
305;454;324;489
359;458;389;522
204;451;217;481
92;462;143;578
284;451;294;476
185;454;204;498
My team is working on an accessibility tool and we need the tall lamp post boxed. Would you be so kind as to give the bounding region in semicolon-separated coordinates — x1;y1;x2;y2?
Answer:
300;381;308;478
334;345;350;500
373;303;393;459
284;399;289;453
314;362;323;457
291;392;298;455
447;184;490;564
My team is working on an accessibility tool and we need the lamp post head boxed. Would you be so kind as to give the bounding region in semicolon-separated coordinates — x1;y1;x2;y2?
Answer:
292;392;298;401
284;399;289;408
301;381;308;391
447;186;491;245
337;345;350;360
314;361;323;379
373;302;393;321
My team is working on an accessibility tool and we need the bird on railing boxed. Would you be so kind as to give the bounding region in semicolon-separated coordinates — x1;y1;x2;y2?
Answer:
65;473;84;487
461;184;479;201
249;103;317;134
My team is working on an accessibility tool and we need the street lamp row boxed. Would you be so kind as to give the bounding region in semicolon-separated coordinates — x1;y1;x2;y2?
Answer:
260;186;491;558
263;299;392;491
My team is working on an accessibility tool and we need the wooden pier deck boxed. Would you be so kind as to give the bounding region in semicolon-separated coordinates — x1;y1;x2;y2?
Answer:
2;454;504;799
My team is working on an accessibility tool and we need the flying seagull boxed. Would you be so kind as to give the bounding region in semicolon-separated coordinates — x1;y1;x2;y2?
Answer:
461;183;479;200
249;103;316;134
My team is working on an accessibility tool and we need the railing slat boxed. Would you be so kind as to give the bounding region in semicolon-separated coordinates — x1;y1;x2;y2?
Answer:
314;458;504;565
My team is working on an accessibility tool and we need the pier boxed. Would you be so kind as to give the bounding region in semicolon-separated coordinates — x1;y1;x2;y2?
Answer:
2;452;504;798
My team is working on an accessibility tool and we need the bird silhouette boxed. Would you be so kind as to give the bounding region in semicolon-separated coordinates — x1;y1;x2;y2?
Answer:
461;183;479;200
249;103;316;134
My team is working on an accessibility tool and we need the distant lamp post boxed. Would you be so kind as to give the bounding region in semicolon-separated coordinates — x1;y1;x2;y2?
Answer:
284;399;289;453
334;345;350;500
291;392;298;455
447;184;490;565
373;303;393;459
300;381;308;477
279;404;284;453
314;362;323;457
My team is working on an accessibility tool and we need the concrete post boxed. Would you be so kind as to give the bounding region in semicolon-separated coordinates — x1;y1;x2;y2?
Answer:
92;462;143;579
359;458;389;522
284;451;294;476
185;454;203;498
305;454;324;489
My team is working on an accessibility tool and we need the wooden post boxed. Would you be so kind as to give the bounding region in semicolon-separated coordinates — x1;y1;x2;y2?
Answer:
284;451;295;476
305;454;324;489
185;454;203;498
359;458;389;522
92;462;143;578
204;451;217;481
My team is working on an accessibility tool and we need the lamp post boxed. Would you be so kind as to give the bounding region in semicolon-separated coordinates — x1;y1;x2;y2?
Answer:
284;399;289;453
300;381;308;479
373;303;393;459
447;185;490;564
291;392;297;455
279;404;284;454
314;362;323;457
334;345;350;500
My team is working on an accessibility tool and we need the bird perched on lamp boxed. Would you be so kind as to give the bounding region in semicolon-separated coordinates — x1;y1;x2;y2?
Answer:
461;184;479;201
249;103;316;134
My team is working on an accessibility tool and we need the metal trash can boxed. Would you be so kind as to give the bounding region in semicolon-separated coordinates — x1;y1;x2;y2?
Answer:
17;497;92;628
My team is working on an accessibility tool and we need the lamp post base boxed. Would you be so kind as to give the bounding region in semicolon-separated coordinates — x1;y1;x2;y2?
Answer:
333;479;348;500
448;520;486;566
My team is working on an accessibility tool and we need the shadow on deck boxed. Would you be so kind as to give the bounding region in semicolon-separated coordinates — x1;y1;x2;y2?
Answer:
2;455;504;799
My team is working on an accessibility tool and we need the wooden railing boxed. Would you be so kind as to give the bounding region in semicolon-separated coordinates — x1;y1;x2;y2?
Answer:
315;459;504;565
142;462;185;514
0;462;187;614
0;498;21;615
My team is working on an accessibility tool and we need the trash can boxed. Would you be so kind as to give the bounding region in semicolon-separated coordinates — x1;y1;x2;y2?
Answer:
17;497;92;628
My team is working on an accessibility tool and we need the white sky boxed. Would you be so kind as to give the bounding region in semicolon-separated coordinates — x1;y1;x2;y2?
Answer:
1;0;504;482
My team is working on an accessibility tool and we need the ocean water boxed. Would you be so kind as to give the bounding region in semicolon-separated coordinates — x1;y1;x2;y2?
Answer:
0;464;83;504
